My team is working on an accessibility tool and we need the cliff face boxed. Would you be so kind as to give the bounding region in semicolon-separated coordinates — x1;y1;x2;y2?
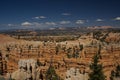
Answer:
0;32;120;80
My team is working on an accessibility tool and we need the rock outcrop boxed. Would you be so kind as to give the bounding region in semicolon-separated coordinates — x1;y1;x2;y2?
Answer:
7;59;41;80
65;68;89;80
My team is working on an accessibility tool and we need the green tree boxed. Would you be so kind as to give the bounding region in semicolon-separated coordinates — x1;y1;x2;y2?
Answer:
115;65;120;77
0;50;3;75
79;44;83;51
93;31;103;40
46;65;60;80
110;70;115;80
89;53;106;80
55;46;59;55
66;48;72;58
110;65;120;80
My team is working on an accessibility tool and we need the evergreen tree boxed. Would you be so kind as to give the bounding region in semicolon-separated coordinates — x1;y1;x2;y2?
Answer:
0;50;3;75
110;65;120;80
46;65;60;80
89;53;106;80
46;56;60;80
110;70;115;80
79;44;83;51
115;65;120;77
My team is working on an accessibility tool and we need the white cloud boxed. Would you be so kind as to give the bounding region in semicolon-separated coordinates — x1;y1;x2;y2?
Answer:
20;22;47;29
39;16;46;19
34;17;39;19
34;16;46;19
60;21;71;24
1;24;18;27
20;21;57;29
21;22;33;26
32;22;42;26
45;22;56;26
21;21;56;27
114;17;120;20
62;13;71;16
76;20;85;24
8;24;15;27
96;19;104;21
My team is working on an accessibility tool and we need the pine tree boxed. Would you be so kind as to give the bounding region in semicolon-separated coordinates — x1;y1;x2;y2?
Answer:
110;65;120;80
89;53;106;80
46;56;60;80
46;65;59;80
110;70;115;80
0;50;3;75
115;65;120;77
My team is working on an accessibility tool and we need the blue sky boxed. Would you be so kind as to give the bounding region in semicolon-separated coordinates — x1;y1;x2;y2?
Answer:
0;0;120;30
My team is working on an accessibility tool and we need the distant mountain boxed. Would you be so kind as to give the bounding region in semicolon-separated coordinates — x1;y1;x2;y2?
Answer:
87;26;113;29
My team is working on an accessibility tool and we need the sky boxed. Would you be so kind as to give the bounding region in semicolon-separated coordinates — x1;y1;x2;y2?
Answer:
0;0;120;30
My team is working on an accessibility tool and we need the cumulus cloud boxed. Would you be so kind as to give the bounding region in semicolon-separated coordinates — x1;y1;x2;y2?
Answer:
20;22;49;29
21;22;33;26
8;24;15;27
32;22;43;26
96;19;104;22
76;20;86;24
114;17;120;20
45;22;56;26
60;21;71;24
62;13;71;16
21;21;57;27
21;22;44;27
34;16;46;19
34;17;39;19
39;16;46;19
0;24;17;27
